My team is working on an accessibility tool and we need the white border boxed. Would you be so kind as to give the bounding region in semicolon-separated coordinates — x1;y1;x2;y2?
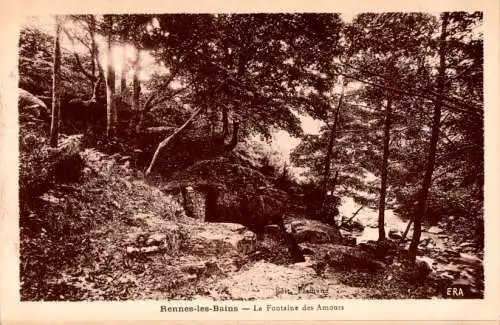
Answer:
1;0;499;322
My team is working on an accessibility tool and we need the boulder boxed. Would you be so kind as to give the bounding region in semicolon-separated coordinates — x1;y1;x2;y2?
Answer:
358;239;396;259
18;88;50;120
263;224;283;240
388;229;403;240
192;222;256;256
38;193;61;204
427;226;444;234
457;253;482;267
146;233;167;246
340;219;365;232
324;245;385;271
444;249;461;258
300;245;316;256
401;259;433;283
292;219;343;244
459;241;475;249
126;222;184;255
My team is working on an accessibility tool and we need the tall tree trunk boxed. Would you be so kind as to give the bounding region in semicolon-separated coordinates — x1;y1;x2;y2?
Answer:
408;13;449;263
89;15;97;83
120;48;127;101
322;82;345;197
222;105;229;138
225;121;239;150
132;49;141;112
49;16;61;148
378;98;392;241
105;15;116;138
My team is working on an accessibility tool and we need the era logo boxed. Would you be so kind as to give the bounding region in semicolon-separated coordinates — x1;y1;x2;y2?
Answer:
446;287;465;298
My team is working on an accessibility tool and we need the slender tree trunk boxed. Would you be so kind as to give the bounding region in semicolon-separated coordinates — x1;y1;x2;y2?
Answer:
408;13;449;263
378;98;392;241
225;121;239;150
50;16;61;148
105;15;116;138
132;50;141;112
89;15;97;83
120;48;127;101
222;105;229;138
331;170;339;192
322;82;345;197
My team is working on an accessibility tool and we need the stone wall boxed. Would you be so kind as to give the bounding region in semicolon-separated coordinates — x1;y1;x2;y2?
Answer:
182;186;206;220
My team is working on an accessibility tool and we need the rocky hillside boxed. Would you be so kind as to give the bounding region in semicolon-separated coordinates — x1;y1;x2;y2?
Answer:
19;131;483;300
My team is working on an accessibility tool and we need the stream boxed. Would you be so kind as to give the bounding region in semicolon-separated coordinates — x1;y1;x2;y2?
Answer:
337;197;484;297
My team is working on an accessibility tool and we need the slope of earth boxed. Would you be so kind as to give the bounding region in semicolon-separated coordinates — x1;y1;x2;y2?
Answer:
21;145;455;301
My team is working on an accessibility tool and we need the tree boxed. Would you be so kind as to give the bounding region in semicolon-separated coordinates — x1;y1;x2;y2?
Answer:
104;15;117;138
377;98;392;241
49;16;62;147
339;12;482;259
140;14;344;175
408;13;450;262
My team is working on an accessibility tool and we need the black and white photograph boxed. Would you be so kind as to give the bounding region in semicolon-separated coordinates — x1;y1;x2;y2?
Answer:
13;9;488;305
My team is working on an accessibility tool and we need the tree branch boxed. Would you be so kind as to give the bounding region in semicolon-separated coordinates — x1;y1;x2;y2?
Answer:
73;52;97;82
61;26;97;82
145;106;204;175
341;61;482;114
336;68;482;118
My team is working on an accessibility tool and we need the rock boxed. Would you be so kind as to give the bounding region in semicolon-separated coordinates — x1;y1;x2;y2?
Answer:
402;260;432;283
237;234;257;254
416;260;432;278
128;213;152;227
358;239;396;259
340;219;365;232
452;278;472;286
358;241;377;254
141;245;161;253
444;249;460;258
38;193;61;204
126;246;139;255
290;220;303;233
146;233;167;246
388;229;402;240
109;153;121;160
343;236;357;246
351;220;364;232
293;219;343;244
427;226;444;234
182;186;206;220
457;253;482;266
204;261;222;277
182;262;222;278
339;229;351;237
182;263;206;275
420;237;432;246
119;155;131;163
19;88;50;118
263;224;283;239
300;245;316;255
324;245;385;271
459;241;475;248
